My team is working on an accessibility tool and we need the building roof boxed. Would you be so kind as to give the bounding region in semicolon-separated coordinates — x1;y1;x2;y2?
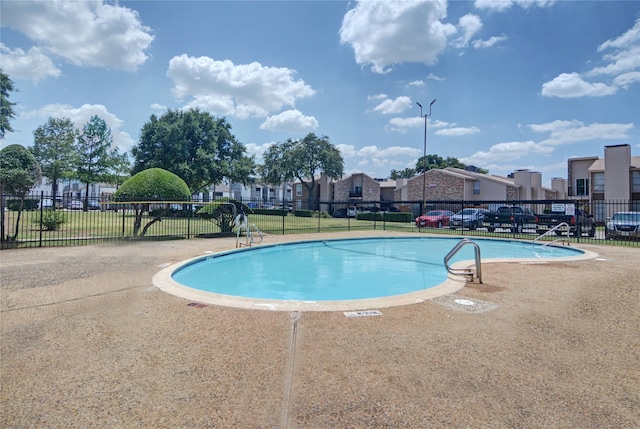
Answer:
587;156;640;172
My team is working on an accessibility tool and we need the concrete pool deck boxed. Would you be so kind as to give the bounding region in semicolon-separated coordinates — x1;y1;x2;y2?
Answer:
1;231;639;428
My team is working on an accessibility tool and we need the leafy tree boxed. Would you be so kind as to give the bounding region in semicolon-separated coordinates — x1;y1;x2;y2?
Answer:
132;108;255;193
114;168;191;236
260;133;344;209
196;197;253;233
390;168;416;180
391;154;489;178
0;69;17;139
75;115;125;211
31;117;77;202
0;144;41;241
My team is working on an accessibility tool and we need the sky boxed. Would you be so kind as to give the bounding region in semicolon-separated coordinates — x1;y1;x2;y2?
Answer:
1;0;639;187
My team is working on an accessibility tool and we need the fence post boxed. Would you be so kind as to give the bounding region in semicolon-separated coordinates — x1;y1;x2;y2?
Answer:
187;197;191;240
122;204;126;237
39;191;44;247
282;197;286;235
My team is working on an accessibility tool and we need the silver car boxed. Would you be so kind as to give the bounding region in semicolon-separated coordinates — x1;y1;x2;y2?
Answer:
449;208;488;230
605;211;640;240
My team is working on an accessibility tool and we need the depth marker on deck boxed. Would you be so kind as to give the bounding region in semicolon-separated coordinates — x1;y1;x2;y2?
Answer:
344;310;382;317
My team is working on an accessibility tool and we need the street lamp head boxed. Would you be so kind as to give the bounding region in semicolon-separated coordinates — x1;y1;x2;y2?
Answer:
416;102;422;108
430;99;436;106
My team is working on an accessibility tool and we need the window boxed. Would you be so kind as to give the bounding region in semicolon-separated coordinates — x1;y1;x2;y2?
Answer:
255;187;261;192
576;178;589;196
473;181;480;195
632;171;640;193
593;173;604;192
295;184;302;196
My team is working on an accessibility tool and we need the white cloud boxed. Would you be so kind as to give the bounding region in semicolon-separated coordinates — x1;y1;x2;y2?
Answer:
543;19;640;98
150;103;167;111
373;96;412;115
386;117;455;134
367;93;388;101
336;144;358;158
0;44;61;82
590;45;640;78
167;55;316;119
407;80;425;87
435;126;480;136
597;17;640;52
541;73;617;98
259;110;318;133
428;73;445;81
461;141;553;165
472;34;507;49
453;14;483;48
357;145;421;158
474;0;556;11
244;142;275;162
21;103;134;151
339;0;456;73
614;71;640;89
1;0;153;71
386;116;423;133
529;120;634;146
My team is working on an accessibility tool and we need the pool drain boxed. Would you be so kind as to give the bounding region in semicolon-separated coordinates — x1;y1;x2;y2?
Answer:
432;294;497;313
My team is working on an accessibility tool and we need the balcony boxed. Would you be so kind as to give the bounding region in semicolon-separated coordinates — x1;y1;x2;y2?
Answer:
348;191;362;198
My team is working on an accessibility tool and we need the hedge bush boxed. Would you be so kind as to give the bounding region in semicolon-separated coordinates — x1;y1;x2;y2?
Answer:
382;212;413;223
34;209;67;231
354;211;412;222
293;210;313;217
7;199;38;211
250;208;288;216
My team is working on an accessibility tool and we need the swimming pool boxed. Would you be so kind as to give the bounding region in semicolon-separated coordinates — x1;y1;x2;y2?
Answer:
154;236;593;311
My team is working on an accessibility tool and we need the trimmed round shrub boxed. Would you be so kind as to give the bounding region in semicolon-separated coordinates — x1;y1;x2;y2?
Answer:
114;168;190;201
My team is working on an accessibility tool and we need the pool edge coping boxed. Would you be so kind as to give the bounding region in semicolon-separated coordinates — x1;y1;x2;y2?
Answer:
152;236;598;312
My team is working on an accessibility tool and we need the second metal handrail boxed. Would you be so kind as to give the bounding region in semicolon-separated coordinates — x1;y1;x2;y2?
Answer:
533;222;570;247
444;238;483;284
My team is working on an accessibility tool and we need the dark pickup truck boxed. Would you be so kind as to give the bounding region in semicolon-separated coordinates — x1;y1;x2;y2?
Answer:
535;206;596;237
484;206;537;233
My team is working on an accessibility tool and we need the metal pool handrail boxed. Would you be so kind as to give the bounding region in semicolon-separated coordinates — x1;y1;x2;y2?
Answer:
444;238;483;284
533;222;570;247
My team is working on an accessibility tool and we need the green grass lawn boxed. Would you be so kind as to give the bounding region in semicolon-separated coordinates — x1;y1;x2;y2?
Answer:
4;209;634;248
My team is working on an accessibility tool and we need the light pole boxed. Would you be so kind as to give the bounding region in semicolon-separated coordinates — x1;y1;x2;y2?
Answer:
416;99;436;215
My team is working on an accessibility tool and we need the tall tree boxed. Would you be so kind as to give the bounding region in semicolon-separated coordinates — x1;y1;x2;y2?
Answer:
390;167;416;180
0;69;17;140
74;115;122;211
260;133;344;209
0;144;41;241
31;117;77;203
132;108;255;193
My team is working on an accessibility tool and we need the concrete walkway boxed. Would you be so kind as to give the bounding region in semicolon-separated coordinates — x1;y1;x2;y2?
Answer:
1;232;639;428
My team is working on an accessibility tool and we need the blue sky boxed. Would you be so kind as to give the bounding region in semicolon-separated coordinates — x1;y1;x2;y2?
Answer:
1;0;639;187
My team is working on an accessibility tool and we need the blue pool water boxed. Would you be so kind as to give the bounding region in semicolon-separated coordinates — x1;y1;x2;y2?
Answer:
171;237;584;301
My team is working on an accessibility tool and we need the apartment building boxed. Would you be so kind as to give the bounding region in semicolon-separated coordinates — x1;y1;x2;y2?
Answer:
568;144;640;221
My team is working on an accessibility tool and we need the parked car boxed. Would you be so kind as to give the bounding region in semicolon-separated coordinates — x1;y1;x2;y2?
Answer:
69;200;83;210
484;206;537;233
605;211;640;240
332;208;347;218
346;206;358;218
37;199;54;210
88;199;101;210
535;206;595;237
449;208;489;230
415;210;455;228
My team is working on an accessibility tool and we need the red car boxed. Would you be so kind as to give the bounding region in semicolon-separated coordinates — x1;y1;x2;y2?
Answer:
415;210;455;228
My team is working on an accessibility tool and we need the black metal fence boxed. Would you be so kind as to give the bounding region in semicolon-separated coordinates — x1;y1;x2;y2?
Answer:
1;193;638;249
